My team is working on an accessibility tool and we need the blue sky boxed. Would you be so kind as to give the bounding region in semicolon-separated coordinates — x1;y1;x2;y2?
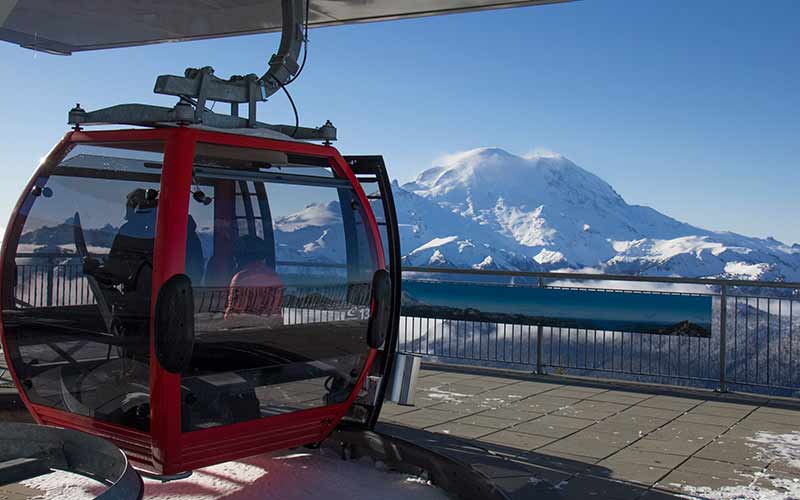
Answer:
1;0;798;243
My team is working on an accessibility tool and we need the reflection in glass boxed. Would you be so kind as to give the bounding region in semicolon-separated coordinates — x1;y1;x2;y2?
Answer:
181;145;378;431
1;143;164;431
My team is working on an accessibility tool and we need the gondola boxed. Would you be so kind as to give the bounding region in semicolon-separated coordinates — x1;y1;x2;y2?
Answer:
0;116;401;476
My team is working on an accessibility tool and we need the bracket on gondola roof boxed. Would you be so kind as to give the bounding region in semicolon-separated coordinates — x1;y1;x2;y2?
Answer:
67;0;335;142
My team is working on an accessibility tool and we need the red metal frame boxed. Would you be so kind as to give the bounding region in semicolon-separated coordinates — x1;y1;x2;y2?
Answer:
0;126;385;474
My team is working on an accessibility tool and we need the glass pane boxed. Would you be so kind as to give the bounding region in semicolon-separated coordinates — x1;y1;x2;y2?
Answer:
182;144;379;431
1;142;164;431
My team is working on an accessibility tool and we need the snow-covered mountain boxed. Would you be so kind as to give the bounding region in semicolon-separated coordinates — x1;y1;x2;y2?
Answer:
394;147;800;281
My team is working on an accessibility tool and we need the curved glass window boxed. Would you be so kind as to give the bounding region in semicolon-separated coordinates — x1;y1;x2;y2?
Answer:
1;142;164;431
181;143;379;431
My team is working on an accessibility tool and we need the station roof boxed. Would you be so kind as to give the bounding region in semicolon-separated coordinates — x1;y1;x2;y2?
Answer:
0;0;572;55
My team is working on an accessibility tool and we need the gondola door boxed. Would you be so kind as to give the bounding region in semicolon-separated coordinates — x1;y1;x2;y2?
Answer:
341;156;402;429
154;131;387;473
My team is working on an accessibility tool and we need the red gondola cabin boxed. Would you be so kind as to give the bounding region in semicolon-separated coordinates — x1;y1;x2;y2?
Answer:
0;126;401;475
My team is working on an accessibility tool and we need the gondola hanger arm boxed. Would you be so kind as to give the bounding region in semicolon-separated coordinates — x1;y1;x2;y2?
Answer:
153;0;305;125
67;0;336;141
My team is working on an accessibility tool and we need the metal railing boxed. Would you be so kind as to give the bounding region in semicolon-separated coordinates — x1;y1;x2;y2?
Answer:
13;257;94;308
400;267;800;397
9;256;800;397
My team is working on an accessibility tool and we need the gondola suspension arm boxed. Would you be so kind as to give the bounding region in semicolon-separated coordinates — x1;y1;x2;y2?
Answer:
154;0;305;124
67;0;337;142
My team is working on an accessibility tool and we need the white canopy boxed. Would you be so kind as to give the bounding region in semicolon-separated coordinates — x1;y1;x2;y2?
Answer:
0;0;572;55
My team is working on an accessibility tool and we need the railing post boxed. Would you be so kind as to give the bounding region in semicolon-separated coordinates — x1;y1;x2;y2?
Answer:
45;257;54;307
536;276;545;375
718;284;727;393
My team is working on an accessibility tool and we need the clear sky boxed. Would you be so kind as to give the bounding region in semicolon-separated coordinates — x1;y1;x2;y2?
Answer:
1;0;798;244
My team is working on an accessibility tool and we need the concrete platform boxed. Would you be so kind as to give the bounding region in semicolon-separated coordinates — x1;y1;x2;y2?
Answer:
1;360;798;499
378;365;800;499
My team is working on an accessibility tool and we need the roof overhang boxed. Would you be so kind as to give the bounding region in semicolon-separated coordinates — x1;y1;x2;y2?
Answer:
0;0;574;55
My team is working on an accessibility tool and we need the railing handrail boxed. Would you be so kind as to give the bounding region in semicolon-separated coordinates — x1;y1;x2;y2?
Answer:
15;254;800;289
403;266;800;290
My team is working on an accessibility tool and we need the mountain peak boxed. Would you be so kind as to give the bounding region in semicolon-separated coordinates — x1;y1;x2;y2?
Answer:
439;147;517;166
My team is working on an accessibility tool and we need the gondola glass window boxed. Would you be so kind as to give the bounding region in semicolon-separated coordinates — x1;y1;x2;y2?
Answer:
182;143;378;431
1;142;164;431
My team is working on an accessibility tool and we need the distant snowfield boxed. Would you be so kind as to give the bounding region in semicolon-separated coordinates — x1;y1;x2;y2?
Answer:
21;448;447;500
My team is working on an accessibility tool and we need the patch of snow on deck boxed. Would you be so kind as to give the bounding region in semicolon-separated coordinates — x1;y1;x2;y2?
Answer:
21;448;447;500
674;475;800;500
670;431;800;500
748;431;800;471
427;385;472;403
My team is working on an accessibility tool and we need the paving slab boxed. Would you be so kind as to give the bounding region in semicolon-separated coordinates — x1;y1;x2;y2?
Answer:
587;390;654;405
727;416;798;435
522;450;600;474
409;392;454;408
503;381;562;395
478;430;557;451
583;422;645;442
452;414;518;430
478;407;544;422
506;394;580;414
694;434;771;467
426;421;496;439
647;421;725;442
553;400;631;421
603;413;671;434
656;457;761;494
416;375;470;388
674;411;742;428
618;404;683;420
602;448;686;470
467;375;528;385
539;430;632;460
389;407;457;427
637;395;702;412
475;387;539;402
379;402;420;417
755;405;800;417
592;458;671;486
698;400;758;413
544;386;608;399
435;381;490;395
740;409;800;426
511;415;593;439
427;400;492;415
630;435;707;456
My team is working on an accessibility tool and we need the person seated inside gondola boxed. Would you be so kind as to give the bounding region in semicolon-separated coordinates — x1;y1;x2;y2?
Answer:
81;188;158;362
224;234;283;325
87;188;157;287
85;189;204;353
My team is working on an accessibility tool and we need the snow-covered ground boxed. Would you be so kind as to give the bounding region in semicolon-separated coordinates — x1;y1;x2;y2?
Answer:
21;448;447;500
